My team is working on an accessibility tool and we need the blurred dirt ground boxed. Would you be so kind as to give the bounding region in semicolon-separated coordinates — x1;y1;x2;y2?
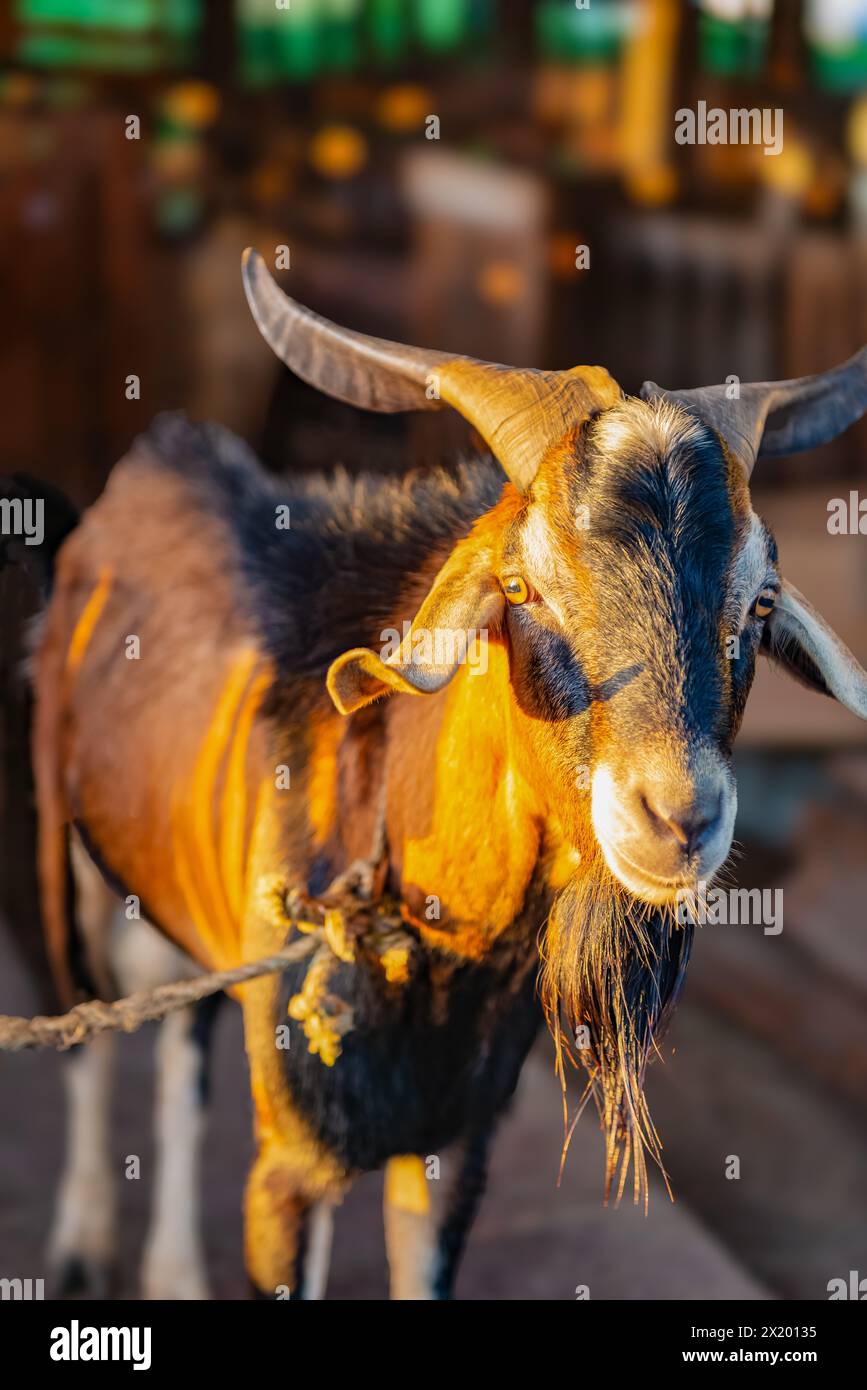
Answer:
1;748;866;1301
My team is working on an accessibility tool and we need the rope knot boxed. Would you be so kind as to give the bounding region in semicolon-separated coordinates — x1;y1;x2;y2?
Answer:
283;880;416;1066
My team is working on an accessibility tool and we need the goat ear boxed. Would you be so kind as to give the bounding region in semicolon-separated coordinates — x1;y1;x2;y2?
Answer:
760;579;867;718
326;541;503;716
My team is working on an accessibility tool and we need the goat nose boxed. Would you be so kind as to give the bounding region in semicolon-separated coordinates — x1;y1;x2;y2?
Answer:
640;788;722;857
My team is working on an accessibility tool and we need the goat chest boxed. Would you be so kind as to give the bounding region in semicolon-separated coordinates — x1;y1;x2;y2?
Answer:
276;921;544;1172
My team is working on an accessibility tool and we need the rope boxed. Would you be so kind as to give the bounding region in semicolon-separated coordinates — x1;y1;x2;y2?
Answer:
0;880;414;1057
0;934;319;1054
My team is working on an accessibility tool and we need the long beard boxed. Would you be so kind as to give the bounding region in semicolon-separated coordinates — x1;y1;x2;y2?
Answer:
539;841;693;1208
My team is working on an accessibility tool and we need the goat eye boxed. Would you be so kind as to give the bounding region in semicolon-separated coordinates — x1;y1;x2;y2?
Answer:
503;575;530;605
752;589;776;620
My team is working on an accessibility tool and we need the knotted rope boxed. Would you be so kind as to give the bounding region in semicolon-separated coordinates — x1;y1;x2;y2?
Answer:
0;884;414;1057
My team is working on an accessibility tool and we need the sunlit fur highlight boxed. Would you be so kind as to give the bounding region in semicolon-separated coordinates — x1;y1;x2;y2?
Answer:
64;568;113;677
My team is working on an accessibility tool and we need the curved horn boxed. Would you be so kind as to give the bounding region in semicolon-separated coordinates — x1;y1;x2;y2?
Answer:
642;346;867;478
243;248;621;491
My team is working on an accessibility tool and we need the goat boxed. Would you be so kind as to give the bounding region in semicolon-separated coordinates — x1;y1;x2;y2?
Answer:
24;249;867;1298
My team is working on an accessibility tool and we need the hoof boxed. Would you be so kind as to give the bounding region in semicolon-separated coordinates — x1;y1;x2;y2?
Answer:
49;1253;114;1300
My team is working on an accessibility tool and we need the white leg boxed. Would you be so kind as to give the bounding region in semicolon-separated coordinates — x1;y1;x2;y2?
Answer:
140;1006;210;1300
49;839;118;1294
302;1202;334;1301
54;840;211;1299
383;1156;437;1300
107;908;211;1300
48;1032;117;1294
